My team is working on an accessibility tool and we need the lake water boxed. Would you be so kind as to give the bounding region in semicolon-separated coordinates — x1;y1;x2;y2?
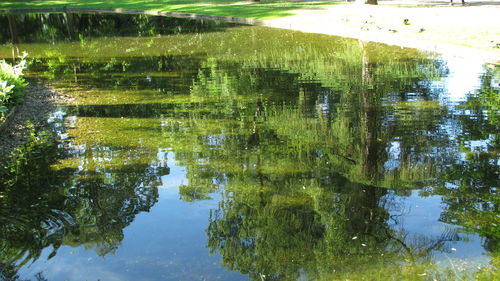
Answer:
0;13;498;280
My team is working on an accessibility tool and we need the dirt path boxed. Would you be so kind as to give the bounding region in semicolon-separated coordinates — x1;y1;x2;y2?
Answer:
265;0;500;63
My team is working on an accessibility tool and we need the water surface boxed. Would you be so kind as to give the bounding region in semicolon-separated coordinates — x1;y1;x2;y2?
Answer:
0;13;498;281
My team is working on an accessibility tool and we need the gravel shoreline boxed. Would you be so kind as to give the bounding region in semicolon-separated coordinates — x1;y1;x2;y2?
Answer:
0;82;68;156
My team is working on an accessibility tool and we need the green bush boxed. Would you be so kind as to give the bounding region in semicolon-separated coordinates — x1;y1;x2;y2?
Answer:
0;53;28;118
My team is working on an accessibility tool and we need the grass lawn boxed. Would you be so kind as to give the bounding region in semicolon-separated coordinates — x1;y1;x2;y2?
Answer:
0;0;343;20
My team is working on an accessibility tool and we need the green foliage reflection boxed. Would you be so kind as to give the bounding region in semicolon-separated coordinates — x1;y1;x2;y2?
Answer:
0;13;498;280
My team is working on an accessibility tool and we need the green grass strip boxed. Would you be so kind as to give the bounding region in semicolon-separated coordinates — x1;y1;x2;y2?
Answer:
0;0;342;20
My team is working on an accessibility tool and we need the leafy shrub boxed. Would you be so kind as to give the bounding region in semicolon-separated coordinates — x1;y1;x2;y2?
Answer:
0;53;28;118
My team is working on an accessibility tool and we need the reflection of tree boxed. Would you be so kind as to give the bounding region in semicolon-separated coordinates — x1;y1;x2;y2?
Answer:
257;47;447;188
206;176;465;280
430;67;499;254
0;262;48;281
59;151;162;255
206;176;368;280
0;122;164;273
165;40;466;279
1;12;497;280
0;13;239;45
153;32;496;279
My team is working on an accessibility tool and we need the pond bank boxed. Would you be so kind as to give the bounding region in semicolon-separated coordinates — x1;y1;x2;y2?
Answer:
0;1;499;63
0;82;69;156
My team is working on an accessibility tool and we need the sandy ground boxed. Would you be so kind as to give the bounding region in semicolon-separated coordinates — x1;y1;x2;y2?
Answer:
264;0;500;63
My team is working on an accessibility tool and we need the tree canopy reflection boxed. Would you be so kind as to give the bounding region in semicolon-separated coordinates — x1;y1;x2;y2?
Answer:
0;13;498;280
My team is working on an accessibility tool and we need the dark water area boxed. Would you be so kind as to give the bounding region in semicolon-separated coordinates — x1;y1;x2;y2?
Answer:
0;13;498;281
